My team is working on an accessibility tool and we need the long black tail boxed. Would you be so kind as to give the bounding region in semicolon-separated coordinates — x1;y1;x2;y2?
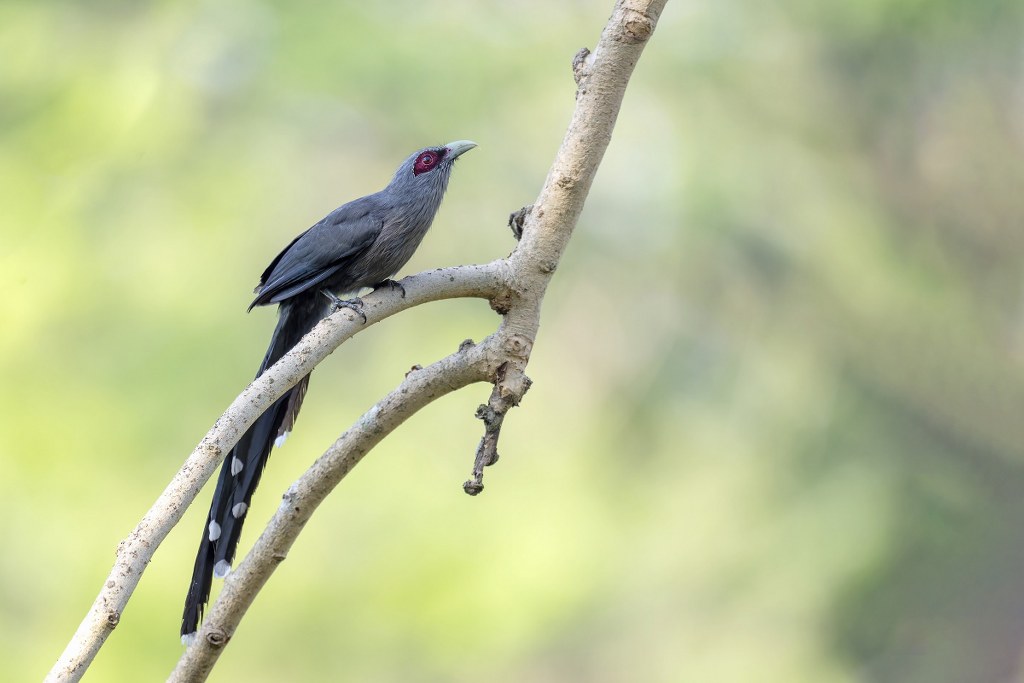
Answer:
181;298;324;639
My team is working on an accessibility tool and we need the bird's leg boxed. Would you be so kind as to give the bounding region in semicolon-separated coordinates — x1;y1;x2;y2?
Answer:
321;289;366;324
372;278;406;298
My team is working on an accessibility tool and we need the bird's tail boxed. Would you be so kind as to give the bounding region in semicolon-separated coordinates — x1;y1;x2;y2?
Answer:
181;300;322;640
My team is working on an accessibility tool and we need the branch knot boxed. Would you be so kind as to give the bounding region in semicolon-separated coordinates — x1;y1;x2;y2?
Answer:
503;334;533;359
204;629;229;649
508;205;533;241
619;9;654;44
572;47;593;87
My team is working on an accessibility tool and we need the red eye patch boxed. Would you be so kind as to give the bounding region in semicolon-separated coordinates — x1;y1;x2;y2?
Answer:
413;151;441;175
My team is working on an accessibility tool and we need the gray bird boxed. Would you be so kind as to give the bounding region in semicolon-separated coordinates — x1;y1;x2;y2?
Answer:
182;140;477;640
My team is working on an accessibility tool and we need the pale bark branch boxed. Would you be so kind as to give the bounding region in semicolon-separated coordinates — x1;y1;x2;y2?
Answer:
45;263;507;683
170;337;505;681
174;0;667;675
47;0;667;680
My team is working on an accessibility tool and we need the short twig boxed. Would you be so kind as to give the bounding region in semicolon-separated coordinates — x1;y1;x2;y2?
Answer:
508;205;533;241
464;362;532;495
572;47;592;87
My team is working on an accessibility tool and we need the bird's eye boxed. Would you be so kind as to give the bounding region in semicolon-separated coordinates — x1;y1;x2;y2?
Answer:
413;151;439;175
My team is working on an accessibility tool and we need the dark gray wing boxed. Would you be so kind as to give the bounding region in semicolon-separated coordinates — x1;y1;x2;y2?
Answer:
249;196;382;310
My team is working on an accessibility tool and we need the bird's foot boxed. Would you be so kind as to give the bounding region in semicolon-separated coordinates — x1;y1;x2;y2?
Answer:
372;278;406;298
322;290;367;323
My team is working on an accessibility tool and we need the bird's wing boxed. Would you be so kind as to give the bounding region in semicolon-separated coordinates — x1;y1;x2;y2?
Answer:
249;197;383;310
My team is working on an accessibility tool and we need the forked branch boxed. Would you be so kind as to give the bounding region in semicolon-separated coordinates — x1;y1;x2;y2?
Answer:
45;264;506;683
47;0;668;680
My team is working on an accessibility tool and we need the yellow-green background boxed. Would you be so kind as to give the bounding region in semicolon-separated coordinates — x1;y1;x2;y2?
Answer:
3;0;1023;681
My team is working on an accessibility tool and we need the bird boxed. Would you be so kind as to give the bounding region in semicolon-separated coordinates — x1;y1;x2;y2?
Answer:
181;140;478;642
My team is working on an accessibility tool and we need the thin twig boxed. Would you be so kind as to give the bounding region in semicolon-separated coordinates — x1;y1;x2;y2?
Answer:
464;360;533;495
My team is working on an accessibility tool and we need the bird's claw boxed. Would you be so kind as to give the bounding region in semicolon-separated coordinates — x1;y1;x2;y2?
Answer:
335;298;367;323
322;290;367;323
373;278;406;298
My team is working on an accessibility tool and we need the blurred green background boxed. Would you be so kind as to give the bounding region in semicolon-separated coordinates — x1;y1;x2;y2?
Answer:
3;0;1023;680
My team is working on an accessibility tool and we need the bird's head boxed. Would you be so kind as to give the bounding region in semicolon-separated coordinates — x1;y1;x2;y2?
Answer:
389;140;477;193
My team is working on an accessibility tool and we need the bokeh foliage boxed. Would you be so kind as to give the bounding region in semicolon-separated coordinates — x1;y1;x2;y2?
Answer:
2;0;1023;681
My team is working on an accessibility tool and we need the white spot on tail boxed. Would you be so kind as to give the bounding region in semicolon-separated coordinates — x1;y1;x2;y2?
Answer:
231;456;243;476
208;520;221;542
232;502;248;518
275;432;289;448
213;560;232;579
181;632;196;647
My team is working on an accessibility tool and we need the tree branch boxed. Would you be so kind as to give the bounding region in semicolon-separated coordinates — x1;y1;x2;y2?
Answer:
170;337;505;681
48;0;667;679
45;263;507;683
173;0;667;677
